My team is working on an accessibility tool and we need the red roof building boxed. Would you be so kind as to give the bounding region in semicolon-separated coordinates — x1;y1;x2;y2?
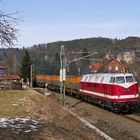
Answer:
0;75;20;81
91;63;101;72
104;58;128;73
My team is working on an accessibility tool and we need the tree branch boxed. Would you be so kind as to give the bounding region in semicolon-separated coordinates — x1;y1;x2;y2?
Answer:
0;11;19;47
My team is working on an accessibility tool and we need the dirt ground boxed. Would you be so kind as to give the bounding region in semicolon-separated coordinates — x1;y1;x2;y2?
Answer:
0;90;105;140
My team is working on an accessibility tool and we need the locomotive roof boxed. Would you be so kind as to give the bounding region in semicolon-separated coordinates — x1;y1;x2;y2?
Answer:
81;73;134;84
83;73;133;77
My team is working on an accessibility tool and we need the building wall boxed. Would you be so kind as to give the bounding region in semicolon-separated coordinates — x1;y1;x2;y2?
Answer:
123;52;135;64
104;60;127;73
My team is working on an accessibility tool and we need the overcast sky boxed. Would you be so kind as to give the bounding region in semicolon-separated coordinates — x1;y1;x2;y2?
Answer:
1;0;140;47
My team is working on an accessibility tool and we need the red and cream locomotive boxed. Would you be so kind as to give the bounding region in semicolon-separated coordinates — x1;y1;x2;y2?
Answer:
33;72;139;113
80;73;139;113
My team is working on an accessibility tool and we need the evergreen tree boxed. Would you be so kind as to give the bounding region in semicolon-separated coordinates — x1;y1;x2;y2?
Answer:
20;49;31;81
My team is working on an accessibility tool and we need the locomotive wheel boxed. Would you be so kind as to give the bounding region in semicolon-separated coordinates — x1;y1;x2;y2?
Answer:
113;107;120;113
122;105;129;113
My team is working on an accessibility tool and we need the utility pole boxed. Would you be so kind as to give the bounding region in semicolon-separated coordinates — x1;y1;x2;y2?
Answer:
60;45;66;107
30;64;33;88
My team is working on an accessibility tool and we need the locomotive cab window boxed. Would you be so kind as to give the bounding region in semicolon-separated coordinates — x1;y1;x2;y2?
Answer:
110;77;115;83
116;76;125;83
126;76;135;83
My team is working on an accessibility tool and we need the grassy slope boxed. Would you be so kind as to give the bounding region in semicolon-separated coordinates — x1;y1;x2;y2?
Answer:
0;89;103;140
0;90;26;118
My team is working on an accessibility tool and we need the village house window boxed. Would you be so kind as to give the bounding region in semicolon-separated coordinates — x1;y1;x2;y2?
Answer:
109;66;112;71
115;66;118;71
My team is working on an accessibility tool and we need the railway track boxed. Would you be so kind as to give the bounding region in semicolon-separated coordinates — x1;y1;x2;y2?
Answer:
121;114;140;124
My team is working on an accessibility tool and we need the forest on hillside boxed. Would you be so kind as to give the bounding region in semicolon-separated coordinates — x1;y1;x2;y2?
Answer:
0;36;140;81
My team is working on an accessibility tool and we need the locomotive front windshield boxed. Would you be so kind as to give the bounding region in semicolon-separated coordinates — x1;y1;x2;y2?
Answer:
115;76;135;83
116;76;125;83
126;76;135;82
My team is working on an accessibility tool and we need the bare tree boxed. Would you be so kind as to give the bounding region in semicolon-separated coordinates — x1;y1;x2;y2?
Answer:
0;11;19;47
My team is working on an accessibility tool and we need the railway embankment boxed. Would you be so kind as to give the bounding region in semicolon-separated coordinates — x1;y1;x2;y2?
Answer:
37;88;140;140
0;89;112;140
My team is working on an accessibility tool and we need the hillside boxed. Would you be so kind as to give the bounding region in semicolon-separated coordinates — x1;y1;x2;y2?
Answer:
30;37;140;81
45;37;140;60
0;36;140;80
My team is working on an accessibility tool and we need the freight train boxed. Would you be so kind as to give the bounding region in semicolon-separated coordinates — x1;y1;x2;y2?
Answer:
33;73;139;113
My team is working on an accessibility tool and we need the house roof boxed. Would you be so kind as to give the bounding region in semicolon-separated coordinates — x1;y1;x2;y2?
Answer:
105;58;128;68
0;75;20;80
91;63;101;70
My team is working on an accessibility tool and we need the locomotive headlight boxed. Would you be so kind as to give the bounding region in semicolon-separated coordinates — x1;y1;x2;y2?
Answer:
124;89;131;92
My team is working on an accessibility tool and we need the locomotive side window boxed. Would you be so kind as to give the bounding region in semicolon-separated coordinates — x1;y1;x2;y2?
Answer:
81;76;87;82
110;77;115;83
89;76;93;82
100;76;104;83
81;76;84;81
86;76;91;82
95;76;99;82
116;76;125;83
85;76;88;82
90;76;95;82
126;76;134;83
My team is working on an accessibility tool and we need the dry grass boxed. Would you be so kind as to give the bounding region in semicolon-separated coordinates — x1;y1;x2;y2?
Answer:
23;90;69;121
0;89;104;140
0;90;26;118
21;90;102;139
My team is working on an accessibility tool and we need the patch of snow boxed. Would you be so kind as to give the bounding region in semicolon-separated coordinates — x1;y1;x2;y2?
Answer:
0;117;44;134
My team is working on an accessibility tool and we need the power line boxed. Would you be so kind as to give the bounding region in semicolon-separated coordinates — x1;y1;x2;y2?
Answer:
67;52;98;64
66;52;96;54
